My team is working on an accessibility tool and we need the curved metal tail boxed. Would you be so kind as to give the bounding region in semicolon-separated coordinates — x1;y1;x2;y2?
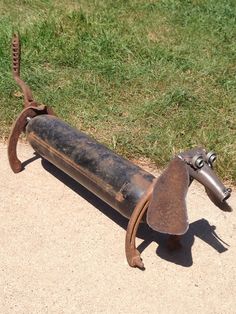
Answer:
12;33;21;77
12;33;34;108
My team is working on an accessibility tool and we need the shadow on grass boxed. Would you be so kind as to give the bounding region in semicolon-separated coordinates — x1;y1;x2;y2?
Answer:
27;156;229;268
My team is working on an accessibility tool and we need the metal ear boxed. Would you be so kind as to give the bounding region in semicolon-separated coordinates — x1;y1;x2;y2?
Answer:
146;157;189;235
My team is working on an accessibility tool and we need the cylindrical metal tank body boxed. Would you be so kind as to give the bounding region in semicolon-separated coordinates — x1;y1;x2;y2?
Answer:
26;115;155;218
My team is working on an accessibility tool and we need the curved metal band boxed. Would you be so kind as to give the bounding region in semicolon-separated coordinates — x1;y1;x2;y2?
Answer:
8;105;54;173
125;178;157;268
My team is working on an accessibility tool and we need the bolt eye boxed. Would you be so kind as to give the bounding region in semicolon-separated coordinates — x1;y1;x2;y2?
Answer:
206;151;217;165
192;155;204;169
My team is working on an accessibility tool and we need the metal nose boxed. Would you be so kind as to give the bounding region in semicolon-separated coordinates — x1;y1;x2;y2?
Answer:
188;164;232;203
222;188;232;202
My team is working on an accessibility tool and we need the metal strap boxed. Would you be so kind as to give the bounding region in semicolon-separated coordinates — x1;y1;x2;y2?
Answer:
125;178;157;268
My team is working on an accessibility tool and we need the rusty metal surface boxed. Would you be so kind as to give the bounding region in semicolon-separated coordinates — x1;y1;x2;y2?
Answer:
12;34;36;108
147;158;189;235
125;178;157;268
26;115;155;218
8;107;50;173
9;34;54;173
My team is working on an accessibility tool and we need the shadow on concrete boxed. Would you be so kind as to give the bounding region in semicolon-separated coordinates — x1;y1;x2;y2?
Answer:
21;153;40;170
27;157;229;268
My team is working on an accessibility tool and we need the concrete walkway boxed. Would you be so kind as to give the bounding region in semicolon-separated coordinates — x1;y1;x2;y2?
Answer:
0;143;235;314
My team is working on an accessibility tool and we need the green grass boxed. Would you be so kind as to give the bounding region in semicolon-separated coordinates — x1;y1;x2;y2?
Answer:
0;0;235;182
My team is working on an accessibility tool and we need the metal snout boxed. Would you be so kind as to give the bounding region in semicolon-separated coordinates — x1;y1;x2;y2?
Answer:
222;188;232;202
178;147;231;203
188;164;231;203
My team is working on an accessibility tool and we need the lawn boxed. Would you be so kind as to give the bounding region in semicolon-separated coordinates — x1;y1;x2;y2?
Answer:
0;0;235;181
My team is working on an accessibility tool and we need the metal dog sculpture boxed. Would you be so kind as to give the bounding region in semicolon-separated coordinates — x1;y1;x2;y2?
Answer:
8;34;232;268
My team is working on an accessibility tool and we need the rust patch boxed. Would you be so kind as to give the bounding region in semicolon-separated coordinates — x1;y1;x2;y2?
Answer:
115;182;130;202
131;173;155;191
8;106;52;173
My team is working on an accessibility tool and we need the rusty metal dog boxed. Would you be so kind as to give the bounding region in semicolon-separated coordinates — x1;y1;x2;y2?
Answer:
8;34;232;268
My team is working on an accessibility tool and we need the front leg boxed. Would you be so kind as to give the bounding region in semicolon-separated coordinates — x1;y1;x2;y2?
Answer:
167;235;182;251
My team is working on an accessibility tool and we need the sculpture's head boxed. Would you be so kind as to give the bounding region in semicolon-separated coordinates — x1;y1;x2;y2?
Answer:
146;147;232;235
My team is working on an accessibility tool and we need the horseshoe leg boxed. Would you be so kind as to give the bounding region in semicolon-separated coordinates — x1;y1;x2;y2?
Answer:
167;235;182;251
125;179;157;268
8;106;52;173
